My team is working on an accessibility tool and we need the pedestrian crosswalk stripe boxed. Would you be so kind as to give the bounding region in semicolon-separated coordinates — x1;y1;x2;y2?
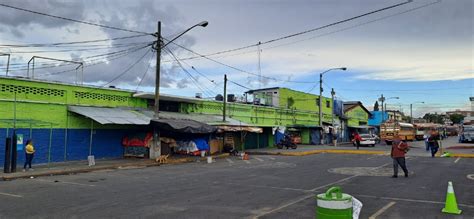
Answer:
254;157;264;162
226;158;234;164
244;160;251;164
268;157;276;160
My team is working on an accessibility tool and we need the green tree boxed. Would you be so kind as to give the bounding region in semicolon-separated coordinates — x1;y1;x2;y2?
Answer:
374;101;379;111
449;114;465;124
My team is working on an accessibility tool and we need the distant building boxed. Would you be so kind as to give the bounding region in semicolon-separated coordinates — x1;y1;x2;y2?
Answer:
412;118;427;123
462;97;474;124
385;110;404;122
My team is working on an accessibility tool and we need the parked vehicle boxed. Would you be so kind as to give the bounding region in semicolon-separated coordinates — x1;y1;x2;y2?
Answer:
352;133;376;147
276;134;297;149
380;122;415;145
414;123;438;140
460;125;474;143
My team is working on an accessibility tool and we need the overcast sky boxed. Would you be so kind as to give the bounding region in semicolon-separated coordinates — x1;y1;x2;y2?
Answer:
0;0;472;117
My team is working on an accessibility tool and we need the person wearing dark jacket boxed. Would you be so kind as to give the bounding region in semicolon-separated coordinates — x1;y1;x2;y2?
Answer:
428;131;440;158
391;135;409;178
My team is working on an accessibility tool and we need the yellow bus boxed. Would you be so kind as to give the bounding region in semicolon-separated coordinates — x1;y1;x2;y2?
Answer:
380;122;415;144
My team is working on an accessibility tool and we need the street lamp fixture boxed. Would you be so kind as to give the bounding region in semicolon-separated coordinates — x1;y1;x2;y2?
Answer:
162;21;209;48
319;67;347;127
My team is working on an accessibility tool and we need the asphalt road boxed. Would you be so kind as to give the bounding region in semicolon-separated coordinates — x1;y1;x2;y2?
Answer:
0;153;472;219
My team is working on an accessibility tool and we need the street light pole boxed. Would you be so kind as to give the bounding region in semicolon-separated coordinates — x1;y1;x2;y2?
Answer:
318;68;347;127
410;101;425;124
331;88;336;146
150;21;208;159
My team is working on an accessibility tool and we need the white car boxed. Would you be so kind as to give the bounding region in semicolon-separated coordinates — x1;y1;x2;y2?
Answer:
353;134;376;147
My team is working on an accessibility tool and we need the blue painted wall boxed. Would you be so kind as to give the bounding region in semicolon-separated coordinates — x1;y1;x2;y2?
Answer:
0;128;129;168
368;111;389;126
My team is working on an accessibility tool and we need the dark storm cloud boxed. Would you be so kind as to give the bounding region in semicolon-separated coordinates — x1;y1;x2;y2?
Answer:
0;0;85;35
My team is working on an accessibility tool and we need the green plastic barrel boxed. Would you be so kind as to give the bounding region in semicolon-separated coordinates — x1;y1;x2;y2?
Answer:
316;186;353;219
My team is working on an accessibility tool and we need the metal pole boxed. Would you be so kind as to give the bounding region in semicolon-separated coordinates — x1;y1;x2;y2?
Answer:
89;120;93;156
151;21;162;159
319;73;323;127
64;112;69;161
223;74;227;122
48;123;53;165
410;104;413;124
331;88;335;147
5;54;10;76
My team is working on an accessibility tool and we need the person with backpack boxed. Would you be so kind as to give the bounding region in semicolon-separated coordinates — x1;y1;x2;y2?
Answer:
428;130;440;158
391;135;409;178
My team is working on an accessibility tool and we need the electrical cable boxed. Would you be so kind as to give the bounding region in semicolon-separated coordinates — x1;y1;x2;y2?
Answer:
164;48;216;97
162;0;413;63
39;44;152;77
100;48;152;87
135;51;155;91
0;3;152;35
0;34;151;48
167;40;313;84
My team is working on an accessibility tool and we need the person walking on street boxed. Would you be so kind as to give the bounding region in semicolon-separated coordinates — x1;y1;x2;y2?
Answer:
23;139;35;171
428;131;439;158
352;132;362;150
391;135;409;178
423;133;430;151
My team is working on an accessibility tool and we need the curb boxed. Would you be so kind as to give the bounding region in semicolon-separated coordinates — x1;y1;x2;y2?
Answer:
1;153;230;181
247;149;387;156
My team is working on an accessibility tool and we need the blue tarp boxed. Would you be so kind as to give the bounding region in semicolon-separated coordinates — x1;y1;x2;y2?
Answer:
368;111;389;126
193;138;210;151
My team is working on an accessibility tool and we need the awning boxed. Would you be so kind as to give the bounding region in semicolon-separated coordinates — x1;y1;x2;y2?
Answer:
216;125;263;133
152;118;217;134
68;106;151;125
348;125;374;129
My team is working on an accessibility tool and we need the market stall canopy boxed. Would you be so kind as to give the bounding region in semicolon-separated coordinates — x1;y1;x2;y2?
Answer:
216;125;263;133
152;118;217;134
348;125;375;129
68;106;151;125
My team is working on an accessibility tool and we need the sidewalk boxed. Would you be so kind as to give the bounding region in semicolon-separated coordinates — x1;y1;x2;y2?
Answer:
246;140;474;158
1;154;229;181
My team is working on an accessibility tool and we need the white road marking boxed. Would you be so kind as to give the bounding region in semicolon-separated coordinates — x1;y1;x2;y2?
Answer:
0;192;22;198
35;178;96;187
356;194;474;208
268;157;276;160
467;174;474;180
254;162;392;218
244;160;251;164
223;182;311;192
254;157;264;162
253;194;314;219
454;157;461;163
369;201;396;219
310;162;391;192
225;158;234;164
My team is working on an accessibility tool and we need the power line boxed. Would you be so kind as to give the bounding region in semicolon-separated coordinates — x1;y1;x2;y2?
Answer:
2;43;152;72
101;48;152;87
39;44;151;77
228;79;252;90
167;40;313;84
2;42;150;54
190;66;216;84
0;3;151;35
135;51;155;91
163;0;413;63
0;34;150;48
164;48;215;97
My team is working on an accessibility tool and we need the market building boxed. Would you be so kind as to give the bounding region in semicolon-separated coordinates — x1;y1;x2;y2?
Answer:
1;77;343;165
343;101;372;141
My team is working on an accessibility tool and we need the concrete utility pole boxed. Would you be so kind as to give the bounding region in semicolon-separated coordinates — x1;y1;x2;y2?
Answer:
0;53;10;76
150;21;208;159
223;74;227;122
150;21;162;159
